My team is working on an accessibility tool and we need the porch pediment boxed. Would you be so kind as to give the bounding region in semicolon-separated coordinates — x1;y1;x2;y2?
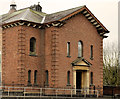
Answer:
71;57;92;66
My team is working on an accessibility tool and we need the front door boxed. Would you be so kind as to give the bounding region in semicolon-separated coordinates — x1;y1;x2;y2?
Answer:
76;70;82;89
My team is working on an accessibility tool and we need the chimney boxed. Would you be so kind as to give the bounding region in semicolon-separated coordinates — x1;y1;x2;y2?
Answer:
9;0;17;13
30;2;42;12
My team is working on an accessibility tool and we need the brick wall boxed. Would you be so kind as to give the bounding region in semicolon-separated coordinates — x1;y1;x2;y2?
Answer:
2;26;45;87
2;13;103;94
45;13;103;91
103;86;120;95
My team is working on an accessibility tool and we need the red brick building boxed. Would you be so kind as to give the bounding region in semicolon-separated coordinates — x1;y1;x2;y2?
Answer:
1;3;109;95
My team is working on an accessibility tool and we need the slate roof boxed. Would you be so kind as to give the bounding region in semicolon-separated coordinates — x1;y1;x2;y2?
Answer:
1;6;84;24
1;5;109;33
1;7;47;24
44;6;84;23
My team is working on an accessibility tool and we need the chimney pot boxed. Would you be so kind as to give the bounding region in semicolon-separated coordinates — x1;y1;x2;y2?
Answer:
9;0;17;13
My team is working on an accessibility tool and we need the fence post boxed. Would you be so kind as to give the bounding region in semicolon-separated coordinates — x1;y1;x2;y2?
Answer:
56;89;57;98
24;88;25;97
84;89;86;98
97;90;99;98
71;89;72;97
8;87;9;96
40;88;42;96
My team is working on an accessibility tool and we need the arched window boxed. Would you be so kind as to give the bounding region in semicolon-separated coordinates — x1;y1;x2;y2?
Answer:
90;72;93;85
28;70;31;84
90;45;93;60
78;41;83;57
67;42;70;56
30;37;36;53
67;71;70;85
45;70;49;85
34;70;37;84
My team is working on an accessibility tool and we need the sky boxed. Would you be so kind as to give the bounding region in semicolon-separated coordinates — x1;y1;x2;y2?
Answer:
0;0;118;47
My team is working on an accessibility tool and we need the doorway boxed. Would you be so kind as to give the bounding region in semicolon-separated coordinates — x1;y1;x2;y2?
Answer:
76;70;82;89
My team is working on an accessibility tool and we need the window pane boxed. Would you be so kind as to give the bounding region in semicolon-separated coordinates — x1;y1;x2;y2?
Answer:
67;42;70;56
30;37;36;52
28;70;31;83
46;70;49;85
78;41;83;57
67;71;70;85
91;72;93;84
34;70;37;84
90;45;93;59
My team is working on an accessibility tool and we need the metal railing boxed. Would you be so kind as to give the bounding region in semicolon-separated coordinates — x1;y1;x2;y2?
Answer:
0;86;99;98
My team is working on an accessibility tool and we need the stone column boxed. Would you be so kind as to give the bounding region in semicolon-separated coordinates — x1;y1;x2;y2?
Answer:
86;70;89;94
73;70;76;94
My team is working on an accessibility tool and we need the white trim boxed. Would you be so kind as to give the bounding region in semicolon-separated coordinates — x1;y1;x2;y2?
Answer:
41;16;46;23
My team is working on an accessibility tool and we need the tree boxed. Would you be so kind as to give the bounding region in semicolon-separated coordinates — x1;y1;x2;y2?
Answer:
103;43;120;86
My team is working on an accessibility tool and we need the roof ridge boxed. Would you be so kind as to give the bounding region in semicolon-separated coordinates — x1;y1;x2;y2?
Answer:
16;7;30;12
41;16;46;23
43;5;85;23
47;5;85;16
29;9;47;17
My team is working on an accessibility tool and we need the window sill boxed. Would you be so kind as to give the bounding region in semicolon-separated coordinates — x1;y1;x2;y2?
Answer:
33;83;38;86
90;57;93;60
45;84;49;87
29;54;38;57
29;52;37;57
78;56;82;58
67;56;71;58
66;84;71;86
90;84;95;86
27;83;32;86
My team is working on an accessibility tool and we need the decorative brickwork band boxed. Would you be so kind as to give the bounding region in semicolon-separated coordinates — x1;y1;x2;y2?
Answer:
17;27;26;86
51;30;59;87
100;38;103;95
2;30;6;85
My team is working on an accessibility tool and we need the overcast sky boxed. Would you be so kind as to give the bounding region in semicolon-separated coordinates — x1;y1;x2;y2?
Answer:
0;0;118;46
